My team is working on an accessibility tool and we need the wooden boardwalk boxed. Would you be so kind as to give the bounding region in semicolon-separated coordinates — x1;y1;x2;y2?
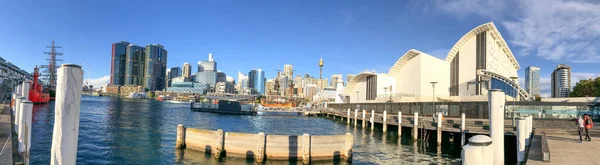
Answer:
528;133;600;165
0;102;13;165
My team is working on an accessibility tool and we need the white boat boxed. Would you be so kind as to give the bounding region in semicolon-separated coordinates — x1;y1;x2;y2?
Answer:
127;92;148;99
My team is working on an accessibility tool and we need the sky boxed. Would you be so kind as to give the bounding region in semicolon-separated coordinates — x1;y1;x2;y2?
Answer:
1;0;599;97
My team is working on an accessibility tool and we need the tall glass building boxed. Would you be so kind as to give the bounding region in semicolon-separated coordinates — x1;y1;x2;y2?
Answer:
249;69;266;95
551;64;571;98
196;72;217;88
124;44;146;86
143;44;168;91
110;41;130;85
525;66;540;97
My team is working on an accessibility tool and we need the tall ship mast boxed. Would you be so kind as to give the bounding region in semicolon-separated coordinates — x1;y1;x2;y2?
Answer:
41;40;63;99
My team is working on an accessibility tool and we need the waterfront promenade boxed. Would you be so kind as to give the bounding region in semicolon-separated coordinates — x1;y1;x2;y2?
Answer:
528;131;600;165
0;102;12;164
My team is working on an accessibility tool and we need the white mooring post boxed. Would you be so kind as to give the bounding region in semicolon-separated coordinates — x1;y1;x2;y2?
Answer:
16;84;22;99
21;81;31;100
383;110;388;132
413;112;419;140
516;117;527;163
12;93;18;110
50;64;84;165
14;97;25;132
21;101;33;165
461;135;493;165
354;109;358;126
18;100;32;153
347;109;350;124
370;110;374;130
398;112;402;136
461;113;466;146
437;113;443;145
488;89;505;165
362;110;366;128
524;115;530;146
528;115;533;137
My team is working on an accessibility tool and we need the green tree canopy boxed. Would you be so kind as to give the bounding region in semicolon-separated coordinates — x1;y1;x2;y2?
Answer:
569;77;600;97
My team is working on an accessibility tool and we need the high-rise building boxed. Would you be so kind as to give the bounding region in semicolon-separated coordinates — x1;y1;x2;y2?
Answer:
248;69;266;95
110;41;130;85
283;64;293;77
198;53;217;72
330;74;340;88
167;67;181;87
124;44;146;86
551;64;571;98
143;44;168;91
525;66;540;97
182;63;192;79
266;79;275;95
196;72;217;87
304;84;319;100
278;76;289;96
237;71;249;91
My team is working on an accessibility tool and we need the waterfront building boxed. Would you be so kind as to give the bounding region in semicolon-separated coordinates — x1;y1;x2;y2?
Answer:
330;74;340;88
171;76;189;84
195;72;217;87
195;53;219;89
304;84;319;100
0;57;31;91
236;71;249;93
143;44;168;91
313;87;336;102
167;82;209;94
551;64;571;98
182;62;192;79
216;82;235;94
317;78;328;90
248;69;266;95
283;64;293;77
190;73;196;82
266;79;275;95
217;71;226;83
124;44;146;87
110;41;130;85
278;75;289;96
167;67;181;87
525;66;540;97
343;22;529;103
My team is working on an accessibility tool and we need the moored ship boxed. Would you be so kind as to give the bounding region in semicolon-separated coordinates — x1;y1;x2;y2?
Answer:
29;66;50;104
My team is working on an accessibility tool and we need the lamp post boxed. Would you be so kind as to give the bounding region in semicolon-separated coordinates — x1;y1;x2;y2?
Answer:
430;82;437;118
510;76;518;127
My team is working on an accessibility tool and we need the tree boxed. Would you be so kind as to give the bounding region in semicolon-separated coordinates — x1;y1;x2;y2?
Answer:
569;77;600;97
534;94;541;101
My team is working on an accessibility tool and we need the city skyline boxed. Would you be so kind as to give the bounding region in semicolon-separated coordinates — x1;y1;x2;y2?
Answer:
2;1;600;97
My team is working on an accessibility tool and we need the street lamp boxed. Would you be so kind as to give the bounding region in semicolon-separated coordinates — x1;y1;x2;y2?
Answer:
430;82;438;118
510;76;518;127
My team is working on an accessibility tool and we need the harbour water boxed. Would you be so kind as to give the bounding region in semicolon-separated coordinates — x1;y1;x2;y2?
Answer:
30;96;461;164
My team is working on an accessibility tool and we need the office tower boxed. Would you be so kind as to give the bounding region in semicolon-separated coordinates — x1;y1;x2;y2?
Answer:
551;64;571;98
248;69;266;95
278;76;289;96
237;71;249;91
198;53;217;72
266;79;275;95
525;66;540;97
182;62;192;78
110;41;130;85
283;64;293;77
167;67;181;87
217;71;226;83
143;44;168;91
330;74;340;88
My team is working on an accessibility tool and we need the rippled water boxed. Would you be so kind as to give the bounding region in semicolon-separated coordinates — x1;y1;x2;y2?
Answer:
30;96;461;164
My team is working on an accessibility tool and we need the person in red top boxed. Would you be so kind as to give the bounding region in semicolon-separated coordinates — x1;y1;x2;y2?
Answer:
583;114;593;141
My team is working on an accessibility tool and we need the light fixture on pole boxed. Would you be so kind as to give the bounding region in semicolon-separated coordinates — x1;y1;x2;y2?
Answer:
430;82;438;118
510;76;519;127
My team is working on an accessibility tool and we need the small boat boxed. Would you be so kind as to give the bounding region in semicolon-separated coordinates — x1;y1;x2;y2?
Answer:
127;92;148;99
157;95;173;101
28;66;50;104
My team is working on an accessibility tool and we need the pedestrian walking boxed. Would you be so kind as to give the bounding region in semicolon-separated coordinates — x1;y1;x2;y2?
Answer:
577;116;585;143
584;114;593;141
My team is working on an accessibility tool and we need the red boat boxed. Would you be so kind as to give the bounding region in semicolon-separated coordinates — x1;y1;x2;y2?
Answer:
29;66;50;104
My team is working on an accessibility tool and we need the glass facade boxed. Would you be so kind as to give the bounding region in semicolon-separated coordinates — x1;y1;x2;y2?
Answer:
525;66;540;96
144;44;168;91
125;45;146;86
490;78;517;98
195;72;217;87
111;41;129;85
166;82;209;94
365;75;377;100
450;52;459;96
248;69;265;95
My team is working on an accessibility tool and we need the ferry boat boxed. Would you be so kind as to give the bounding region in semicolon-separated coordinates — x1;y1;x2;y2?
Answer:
28;66;50;104
190;96;255;115
156;95;173;101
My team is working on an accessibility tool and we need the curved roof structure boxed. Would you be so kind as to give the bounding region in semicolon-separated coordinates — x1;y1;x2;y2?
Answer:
343;72;377;94
387;49;432;76
445;22;520;70
479;70;530;100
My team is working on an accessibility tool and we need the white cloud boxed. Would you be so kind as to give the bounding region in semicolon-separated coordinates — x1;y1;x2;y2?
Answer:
433;0;600;63
84;76;110;89
572;72;600;87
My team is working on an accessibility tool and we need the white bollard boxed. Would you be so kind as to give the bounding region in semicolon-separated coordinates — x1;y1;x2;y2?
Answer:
538;111;542;118
528;115;533;136
354;109;358;126
383;110;388;132
50;64;84;165
21;81;31;100
362;110;366;128
413;112;419;140
524;115;530;146
18;100;33;153
347;109;350;124
461;135;493;165
488;89;505;165
16;84;22;98
516;117;527;162
398;112;402;136
461;113;466;146
437;113;443;145
370;110;374;130
11;93;18;110
14;97;25;132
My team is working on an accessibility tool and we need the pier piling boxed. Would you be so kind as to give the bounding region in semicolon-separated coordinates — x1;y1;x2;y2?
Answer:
398;112;402;136
516;117;526;163
302;134;310;164
488;89;505;165
14;97;24;132
347;109;350;124
176;124;186;149
370;110;374;130
413;112;419;140
21;81;30;100
50;64;84;165
437;113;442;145
354;109;358;126
462;135;493;165
18;100;32;153
256;132;265;163
383;110;387;132
461;113;466;146
362;110;366;128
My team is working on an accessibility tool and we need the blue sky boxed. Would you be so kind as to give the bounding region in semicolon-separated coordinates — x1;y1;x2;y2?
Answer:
1;0;599;97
